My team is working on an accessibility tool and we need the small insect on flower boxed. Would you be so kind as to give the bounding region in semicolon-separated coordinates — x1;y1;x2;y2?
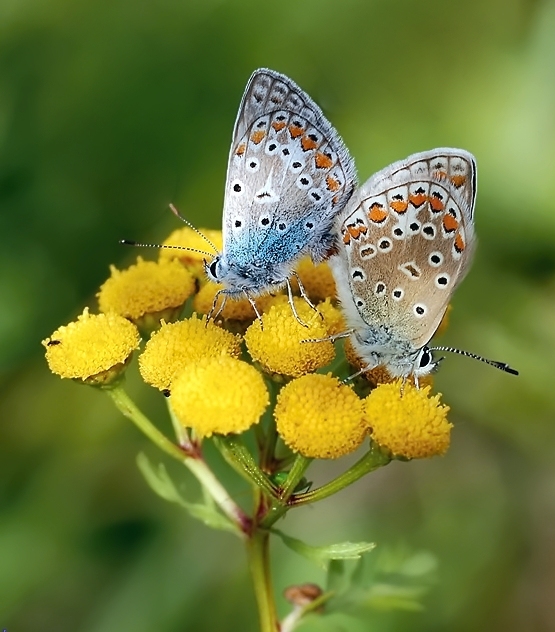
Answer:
42;308;140;386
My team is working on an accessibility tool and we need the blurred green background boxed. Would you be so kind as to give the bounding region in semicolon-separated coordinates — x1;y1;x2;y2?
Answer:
1;0;554;630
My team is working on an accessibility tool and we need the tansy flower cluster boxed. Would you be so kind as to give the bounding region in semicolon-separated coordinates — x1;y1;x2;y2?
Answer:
43;226;453;462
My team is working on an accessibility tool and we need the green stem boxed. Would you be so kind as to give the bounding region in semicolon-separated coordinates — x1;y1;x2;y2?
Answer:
247;529;278;632
213;435;278;499
107;385;247;531
291;443;391;507
279;454;312;502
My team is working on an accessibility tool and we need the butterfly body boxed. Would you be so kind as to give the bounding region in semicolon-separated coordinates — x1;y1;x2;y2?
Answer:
206;68;357;301
331;148;477;379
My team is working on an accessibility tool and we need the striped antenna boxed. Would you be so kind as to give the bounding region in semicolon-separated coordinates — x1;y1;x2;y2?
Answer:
119;239;214;258
430;346;519;375
169;204;218;254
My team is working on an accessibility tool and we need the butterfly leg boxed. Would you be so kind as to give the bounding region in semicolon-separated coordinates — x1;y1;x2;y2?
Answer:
242;289;264;329
301;329;354;344
285;277;310;327
290;271;321;318
207;289;227;324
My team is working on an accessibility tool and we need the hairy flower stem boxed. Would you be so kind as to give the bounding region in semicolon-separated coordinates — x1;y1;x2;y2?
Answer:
107;385;247;530
247;528;279;632
291;442;391;506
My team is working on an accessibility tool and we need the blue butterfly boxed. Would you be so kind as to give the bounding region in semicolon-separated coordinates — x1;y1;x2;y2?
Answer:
205;68;357;321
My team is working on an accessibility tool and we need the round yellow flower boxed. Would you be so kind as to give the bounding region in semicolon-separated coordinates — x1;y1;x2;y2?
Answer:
98;257;195;332
159;226;223;279
364;381;452;459
170;356;269;437
244;298;335;378
275;374;366;459
293;257;336;302
139;314;242;391
42;308;140;386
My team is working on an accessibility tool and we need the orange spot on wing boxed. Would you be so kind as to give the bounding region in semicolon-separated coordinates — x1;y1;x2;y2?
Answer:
409;193;427;208
442;213;459;233
454;233;465;252
272;121;286;131
429;194;445;212
368;203;388;223
301;135;319;151
326;175;341;192
332;194;340;205
390;200;408;214
347;224;367;240
315;152;334;169
451;175;466;187
433;169;448;180
342;231;351;245
235;143;246;157
289;123;304;138
251;130;266;144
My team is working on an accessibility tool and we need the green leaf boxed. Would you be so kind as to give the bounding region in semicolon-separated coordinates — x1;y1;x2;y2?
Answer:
272;528;376;570
136;453;239;534
362;583;427;612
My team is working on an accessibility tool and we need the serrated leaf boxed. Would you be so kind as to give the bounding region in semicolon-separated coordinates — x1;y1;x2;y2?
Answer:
136;453;239;534
272;528;375;570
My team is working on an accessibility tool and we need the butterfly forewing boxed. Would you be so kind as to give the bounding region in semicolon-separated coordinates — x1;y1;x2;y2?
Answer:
339;149;476;349
223;69;357;265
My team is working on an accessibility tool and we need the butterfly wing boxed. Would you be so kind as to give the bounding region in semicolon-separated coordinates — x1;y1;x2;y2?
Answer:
222;69;357;270
336;148;477;349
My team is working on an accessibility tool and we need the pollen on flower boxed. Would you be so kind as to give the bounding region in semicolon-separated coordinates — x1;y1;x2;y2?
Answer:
159;227;223;279
364;380;452;459
275;374;367;458
292;257;337;302
170;356;269;437
42;308;140;385
244;298;335;378
139;314;242;391
97;257;195;330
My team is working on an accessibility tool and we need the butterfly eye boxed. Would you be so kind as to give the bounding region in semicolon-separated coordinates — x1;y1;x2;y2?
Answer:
208;259;220;280
418;347;433;369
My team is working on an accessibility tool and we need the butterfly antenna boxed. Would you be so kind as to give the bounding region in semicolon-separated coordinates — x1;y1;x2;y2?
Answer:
169;204;218;254
430;346;519;375
119;239;214;258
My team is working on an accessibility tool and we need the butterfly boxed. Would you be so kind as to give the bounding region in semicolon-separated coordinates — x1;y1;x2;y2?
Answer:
204;68;357;321
329;148;518;382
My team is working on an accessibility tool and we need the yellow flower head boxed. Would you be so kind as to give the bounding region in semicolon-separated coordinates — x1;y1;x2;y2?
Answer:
364;381;452;459
292;257;337;302
139;314;242;391
159;226;223;279
275;374;366;459
244;298;335;379
42;308;140;386
98;257;195;332
170;356;269;437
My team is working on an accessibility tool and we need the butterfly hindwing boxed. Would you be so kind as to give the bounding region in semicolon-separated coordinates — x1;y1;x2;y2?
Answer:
220;69;357;283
